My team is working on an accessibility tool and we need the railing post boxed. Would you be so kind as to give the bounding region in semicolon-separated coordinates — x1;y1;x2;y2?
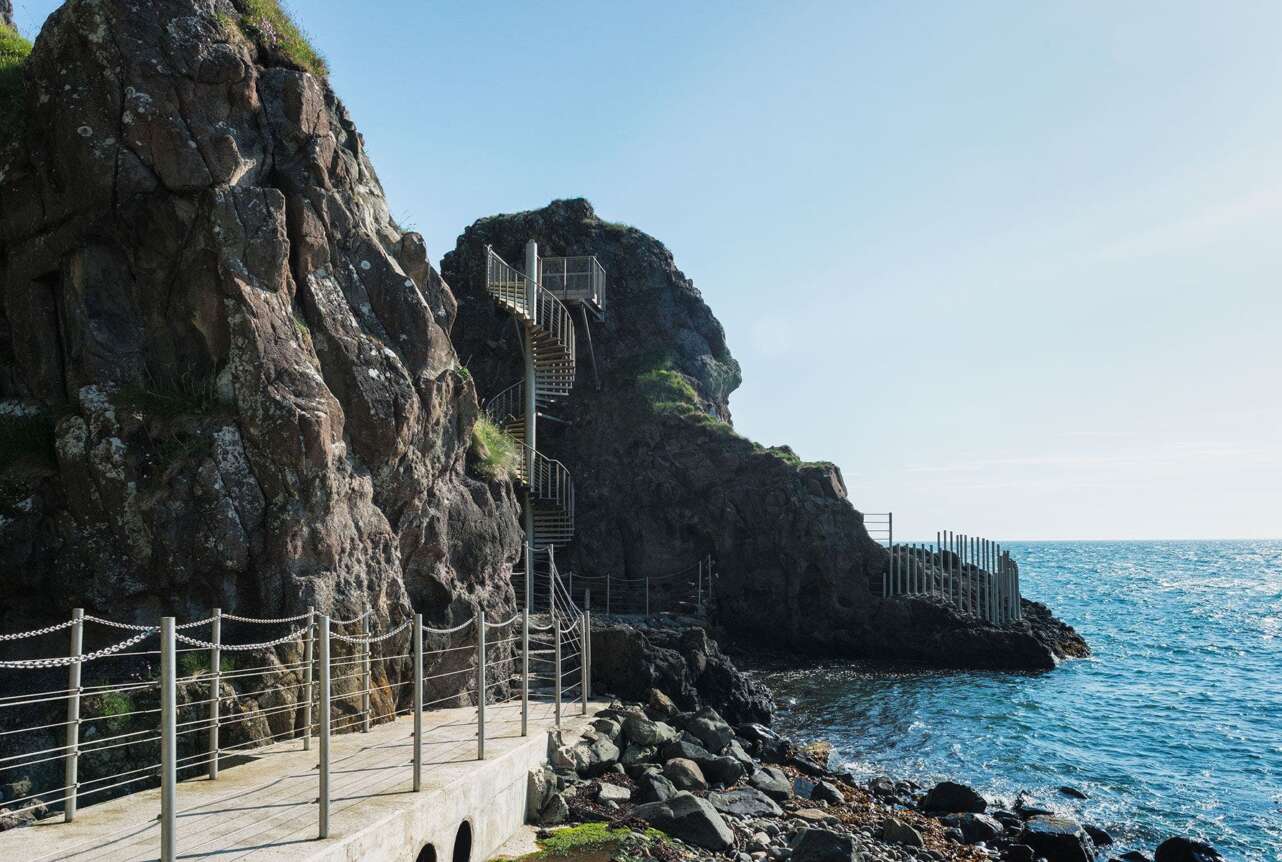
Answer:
302;607;313;752
160;617;177;862
209;608;221;779
583;590;592;710
605;573;611;614
697;561;704;611
553;610;562;727
644;578;650;617
318;615;330;839
361;608;371;733
413;612;423;792
476;607;486;760
521;608;529;737
64;608;83;822
580;604;589;716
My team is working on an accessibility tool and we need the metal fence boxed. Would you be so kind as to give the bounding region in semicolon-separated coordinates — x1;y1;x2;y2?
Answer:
866;515;1022;626
0;598;589;860
539;255;607;317
561;555;717;617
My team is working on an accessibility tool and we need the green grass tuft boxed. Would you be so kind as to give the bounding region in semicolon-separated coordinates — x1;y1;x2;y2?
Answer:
0;23;33;151
472;416;520;481
235;0;328;77
116;370;230;419
523;822;665;859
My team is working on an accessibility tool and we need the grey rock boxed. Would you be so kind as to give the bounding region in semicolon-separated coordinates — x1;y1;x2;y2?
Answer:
1084;825;1113;847
1059;786;1089;800
751;766;794;801
708;787;784;818
704;755;747;787
683;708;736;753
526;766;555;822
597;782;632;804
632;791;735;851
880;818;925;848
662;739;715;764
1004;845;1036;862
790;828;862;862
539;792;569;825
1019;815;1098;862
591;718;622;741
664;757;709;792
621;743;658;766
623;714;679;747
634;770;679;804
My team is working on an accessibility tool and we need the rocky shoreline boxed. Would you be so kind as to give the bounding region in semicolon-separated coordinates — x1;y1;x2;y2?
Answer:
526;620;1225;862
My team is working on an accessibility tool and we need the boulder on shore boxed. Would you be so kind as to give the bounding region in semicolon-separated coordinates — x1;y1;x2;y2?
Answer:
790;827;862;862
1154;837;1225;862
1019;814;1097;862
920;781;987;813
631;791;735;851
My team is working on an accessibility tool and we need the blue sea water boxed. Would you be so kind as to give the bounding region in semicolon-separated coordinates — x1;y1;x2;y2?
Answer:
759;541;1282;861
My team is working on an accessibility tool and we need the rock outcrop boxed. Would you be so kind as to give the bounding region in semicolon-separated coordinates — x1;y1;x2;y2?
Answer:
444;199;1086;669
0;1;521;634
2;2;15;30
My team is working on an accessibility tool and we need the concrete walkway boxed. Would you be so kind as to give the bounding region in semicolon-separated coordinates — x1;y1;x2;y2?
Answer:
0;699;601;862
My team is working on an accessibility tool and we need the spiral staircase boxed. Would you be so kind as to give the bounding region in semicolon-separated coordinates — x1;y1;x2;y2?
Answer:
483;245;603;550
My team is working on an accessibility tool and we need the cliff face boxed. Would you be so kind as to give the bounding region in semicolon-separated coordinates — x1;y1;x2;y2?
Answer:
445;199;1086;670
0;0;522;631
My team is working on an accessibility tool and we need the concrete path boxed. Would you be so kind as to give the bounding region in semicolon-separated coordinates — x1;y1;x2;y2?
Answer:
0;699;600;862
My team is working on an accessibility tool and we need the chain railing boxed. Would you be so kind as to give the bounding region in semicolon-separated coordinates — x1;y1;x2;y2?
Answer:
0;597;590;860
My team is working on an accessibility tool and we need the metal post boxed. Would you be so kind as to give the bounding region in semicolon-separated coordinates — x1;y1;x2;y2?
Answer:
524;239;539;599
521;608;530;736
568;570;574;605
584;590;592;708
413;613;423;792
580;608;588;716
936;532;942;600
553;610;562;727
64;609;83;822
318;615;330;839
697;561;703;610
209;608;221;779
644;578;650;617
302;608;313;752
888;512;895;598
361;608;371;732
605;573;611;614
476;607;486;760
160;617;177;862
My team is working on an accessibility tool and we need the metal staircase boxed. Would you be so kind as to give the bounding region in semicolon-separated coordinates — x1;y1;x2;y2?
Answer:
483;245;601;552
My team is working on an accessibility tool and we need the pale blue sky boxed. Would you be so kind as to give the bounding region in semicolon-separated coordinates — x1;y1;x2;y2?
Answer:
13;1;1282;540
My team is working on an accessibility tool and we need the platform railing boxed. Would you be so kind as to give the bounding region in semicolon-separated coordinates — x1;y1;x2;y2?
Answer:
0;598;588;860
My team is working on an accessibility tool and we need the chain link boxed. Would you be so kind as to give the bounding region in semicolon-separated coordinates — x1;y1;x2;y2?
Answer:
174;626;307;651
0;628;157;670
422;619;473;636
331;609;372;626
221;611;310;624
330;619;412;644
0;618;77;642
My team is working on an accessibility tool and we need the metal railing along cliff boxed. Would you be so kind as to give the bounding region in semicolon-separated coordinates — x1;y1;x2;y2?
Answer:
0;594;590;861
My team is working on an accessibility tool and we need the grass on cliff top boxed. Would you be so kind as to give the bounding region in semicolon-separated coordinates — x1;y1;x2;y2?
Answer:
472;416;520;481
0;23;33;150
230;0;328;77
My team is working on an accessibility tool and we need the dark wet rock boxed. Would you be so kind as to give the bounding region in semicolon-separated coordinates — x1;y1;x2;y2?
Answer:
739;723;795;763
811;780;846;805
539;792;569;825
790;827;862;862
992;809;1026;832
1020;815;1097;862
1117;852;1153;862
1005;845;1036;862
591;718;622;741
709;786;784;818
588;621;772;724
574;736;620;776
632;791;735;851
633;769;678;804
1015;795;1057;818
1084;824;1113;847
942;813;1004;845
445;199;1089;670
662;739;716;764
648;688;679;719
664;757;708;792
621;744;658;767
921;781;987;814
881;817;925;848
1059;785;1089;800
1154;837;1224;862
703;755;747;787
751;766;794;801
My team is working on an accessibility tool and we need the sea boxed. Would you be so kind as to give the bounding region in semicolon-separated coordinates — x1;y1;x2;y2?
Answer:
758;541;1282;862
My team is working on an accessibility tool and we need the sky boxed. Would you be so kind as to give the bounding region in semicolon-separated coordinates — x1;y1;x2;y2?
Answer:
12;1;1282;541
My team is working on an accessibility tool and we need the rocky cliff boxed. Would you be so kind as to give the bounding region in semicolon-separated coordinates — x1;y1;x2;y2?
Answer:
0;0;522;636
444;199;1087;670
